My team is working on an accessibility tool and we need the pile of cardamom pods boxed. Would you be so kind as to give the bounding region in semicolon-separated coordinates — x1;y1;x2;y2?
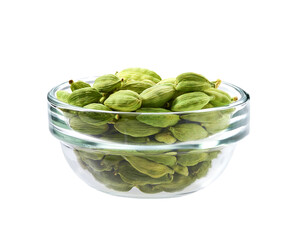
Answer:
56;68;236;194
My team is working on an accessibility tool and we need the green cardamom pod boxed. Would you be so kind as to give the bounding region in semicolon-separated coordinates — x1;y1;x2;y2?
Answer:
140;85;175;107
100;155;124;170
206;150;221;161
171;92;212;111
137;184;163;194
78;103;114;126
116;67;161;84
201;113;231;134
81;157;112;172
153;173;196;193
69;116;109;135
156;78;176;86
69;80;91;91
117;161;173;186
92;74;122;93
180;110;223;123
144;154;177;167
171;164;189;176
137;140;173;154
67;87;102;107
91;171;133;192
114;118;161;137
177;151;208;166
120;79;155;94
169;123;208;141
189;160;212;179
175;72;214;92
154;131;177;144
136;108;179;127
56;90;71;103
99;132;149;144
104;90;142;112
76;149;105;161
123;155;174;178
203;88;232;107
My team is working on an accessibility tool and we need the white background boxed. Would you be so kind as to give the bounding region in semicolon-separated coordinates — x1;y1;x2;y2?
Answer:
1;0;287;239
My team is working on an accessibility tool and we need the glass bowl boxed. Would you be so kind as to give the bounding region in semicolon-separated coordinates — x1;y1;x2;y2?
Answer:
47;76;250;198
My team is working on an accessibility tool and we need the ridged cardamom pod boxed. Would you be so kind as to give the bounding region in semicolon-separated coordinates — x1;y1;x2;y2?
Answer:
117;161;173;185
56;90;70;103
189;160;212;179
175;72;214;92
69;80;91;91
203;88;232;107
81;157;112;172
116;67;161;84
137;184;163;194
180;110;223;123
100;155;124;170
136;108;180;127
76;149;105;161
69;116;109;135
67;87;102;107
92;171;133;192
177;151;208;166
119;79;155;94
93;74;122;93
99;133;149;144
104;90;142;112
153;173;196;192
154;131;177;144
171;92;212;111
171;164;189;176
140;85;175;108
123;155;174;178
144;154;177;167
114;118;161;137
156;78;176;86
201;113;231;134
78;103;114;126
169;123;208;141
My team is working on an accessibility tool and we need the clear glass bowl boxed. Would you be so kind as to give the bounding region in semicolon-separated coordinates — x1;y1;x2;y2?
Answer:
47;76;250;198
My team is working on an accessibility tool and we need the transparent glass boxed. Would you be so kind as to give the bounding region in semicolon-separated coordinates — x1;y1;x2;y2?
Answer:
47;76;250;198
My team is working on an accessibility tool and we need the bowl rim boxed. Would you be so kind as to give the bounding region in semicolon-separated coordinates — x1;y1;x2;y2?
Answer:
47;78;250;115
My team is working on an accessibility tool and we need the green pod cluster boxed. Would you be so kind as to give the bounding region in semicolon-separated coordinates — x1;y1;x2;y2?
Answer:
74;147;220;193
54;68;239;194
